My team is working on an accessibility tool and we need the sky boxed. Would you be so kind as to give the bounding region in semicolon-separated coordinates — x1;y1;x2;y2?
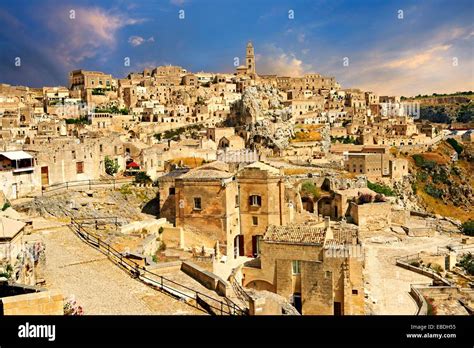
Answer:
0;0;473;96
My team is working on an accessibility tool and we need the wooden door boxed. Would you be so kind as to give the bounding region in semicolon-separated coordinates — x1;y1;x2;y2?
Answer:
41;166;49;186
238;235;245;256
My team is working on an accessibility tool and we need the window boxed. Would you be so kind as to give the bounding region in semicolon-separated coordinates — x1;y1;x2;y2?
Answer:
169;187;175;195
352;289;358;295
72;150;76;159
235;195;239;207
249;195;262;207
99;144;103;152
193;197;202;210
292;260;301;275
252;216;258;226
76;161;84;174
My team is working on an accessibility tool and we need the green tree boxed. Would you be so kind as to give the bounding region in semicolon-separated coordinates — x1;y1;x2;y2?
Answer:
135;171;152;184
105;156;119;176
367;181;395;196
300;181;320;200
458;253;474;275
462;221;474;236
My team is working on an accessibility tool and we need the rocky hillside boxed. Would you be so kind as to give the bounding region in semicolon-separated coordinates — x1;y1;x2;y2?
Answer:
403;92;474;124
403;140;474;222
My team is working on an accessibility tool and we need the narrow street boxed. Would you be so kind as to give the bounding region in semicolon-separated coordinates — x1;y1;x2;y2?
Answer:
37;226;203;315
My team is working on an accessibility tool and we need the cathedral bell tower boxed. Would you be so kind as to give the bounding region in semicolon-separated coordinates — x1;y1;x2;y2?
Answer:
246;41;256;76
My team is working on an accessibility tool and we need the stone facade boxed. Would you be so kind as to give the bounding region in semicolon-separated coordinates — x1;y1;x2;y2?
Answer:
242;223;364;315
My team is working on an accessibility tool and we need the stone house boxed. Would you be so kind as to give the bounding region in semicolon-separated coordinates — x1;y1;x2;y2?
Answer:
242;222;364;315
0;151;39;199
173;162;239;257
236;162;289;257
158;161;291;259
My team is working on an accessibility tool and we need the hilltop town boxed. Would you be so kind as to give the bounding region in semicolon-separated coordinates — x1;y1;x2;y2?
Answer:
0;42;473;316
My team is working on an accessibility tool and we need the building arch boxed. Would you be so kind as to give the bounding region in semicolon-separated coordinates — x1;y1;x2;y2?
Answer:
244;279;275;292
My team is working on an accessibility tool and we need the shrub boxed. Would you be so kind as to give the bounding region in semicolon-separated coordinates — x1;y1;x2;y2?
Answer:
119;184;132;195
412;154;436;170
446;138;463;155
430;263;444;274
416;172;428;182
461;221;474;236
158;242;167;252
105;156;119;176
65;116;89;125
1;202;11;211
432;168;449;184
409;261;420;267
367;181;395;196
458;253;474;275
135;171;152;184
0;264;13;279
424;184;443;198
300;181;320;200
91;88;106;95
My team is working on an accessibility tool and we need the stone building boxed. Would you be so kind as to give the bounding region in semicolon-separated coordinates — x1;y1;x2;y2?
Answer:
173;161;240;257
242;222;364;315
343;145;408;180
235;42;257;79
158;161;291;259
236;162;289;257
0;151;39;199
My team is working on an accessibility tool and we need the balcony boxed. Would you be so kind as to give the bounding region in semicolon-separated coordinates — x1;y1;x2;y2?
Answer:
0;151;34;174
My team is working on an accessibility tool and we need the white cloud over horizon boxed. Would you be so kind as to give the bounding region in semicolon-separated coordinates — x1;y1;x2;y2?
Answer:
45;6;146;65
256;44;313;77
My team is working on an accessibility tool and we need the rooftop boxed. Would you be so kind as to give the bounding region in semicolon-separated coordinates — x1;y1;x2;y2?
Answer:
0;217;26;240
263;224;326;245
0;151;33;160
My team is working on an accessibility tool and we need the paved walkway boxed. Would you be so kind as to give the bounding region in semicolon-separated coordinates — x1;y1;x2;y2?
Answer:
37;226;203;315
363;233;456;315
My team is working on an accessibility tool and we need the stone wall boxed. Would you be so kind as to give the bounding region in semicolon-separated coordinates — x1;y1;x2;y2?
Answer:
181;261;230;297
243;240;364;315
0;170;41;200
350;201;392;228
1;290;64;315
161;226;184;249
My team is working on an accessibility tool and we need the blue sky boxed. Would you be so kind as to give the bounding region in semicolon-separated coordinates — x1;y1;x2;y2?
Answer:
0;0;473;96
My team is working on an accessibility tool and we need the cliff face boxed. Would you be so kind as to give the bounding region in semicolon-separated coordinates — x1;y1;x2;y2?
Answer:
407;141;474;222
239;85;288;124
405;94;474;124
238;85;295;150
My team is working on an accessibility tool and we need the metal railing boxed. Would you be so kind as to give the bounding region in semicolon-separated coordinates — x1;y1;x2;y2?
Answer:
229;267;251;307
42;177;134;195
68;217;247;316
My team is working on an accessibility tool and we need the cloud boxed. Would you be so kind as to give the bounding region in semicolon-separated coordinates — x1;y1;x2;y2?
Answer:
128;36;155;47
45;6;146;65
324;25;474;96
170;0;188;6
256;44;312;77
382;45;451;70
